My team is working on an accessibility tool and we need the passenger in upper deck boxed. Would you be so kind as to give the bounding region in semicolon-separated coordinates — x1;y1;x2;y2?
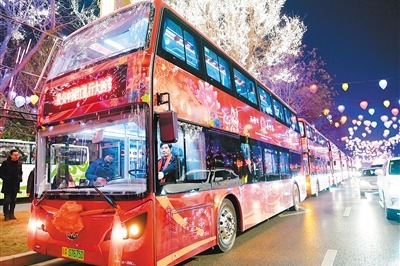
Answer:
85;153;116;186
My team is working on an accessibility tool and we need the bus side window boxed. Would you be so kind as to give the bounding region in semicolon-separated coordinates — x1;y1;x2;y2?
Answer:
161;17;199;70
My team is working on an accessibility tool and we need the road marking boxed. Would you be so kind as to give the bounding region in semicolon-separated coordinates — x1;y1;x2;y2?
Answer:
321;249;337;266
343;207;351;217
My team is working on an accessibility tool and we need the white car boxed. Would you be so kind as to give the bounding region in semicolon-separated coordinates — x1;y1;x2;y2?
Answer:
376;157;400;221
358;167;379;197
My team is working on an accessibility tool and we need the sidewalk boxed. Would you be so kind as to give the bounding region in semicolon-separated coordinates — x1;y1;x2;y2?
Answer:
14;202;31;212
0;202;54;266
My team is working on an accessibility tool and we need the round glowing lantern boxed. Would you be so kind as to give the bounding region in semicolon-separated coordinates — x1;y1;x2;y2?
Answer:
30;94;39;105
338;105;345;113
342;83;349;91
381;115;388;122
14;96;25;107
368;108;375;115
309;84;318;93
383;100;390;108
391;108;399;116
360;101;368;110
379;79;387;90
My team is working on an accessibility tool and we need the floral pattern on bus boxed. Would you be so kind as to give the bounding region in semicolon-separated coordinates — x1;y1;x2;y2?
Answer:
153;56;301;152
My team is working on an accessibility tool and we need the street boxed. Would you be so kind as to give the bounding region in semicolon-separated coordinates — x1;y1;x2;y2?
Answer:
178;177;399;266
19;177;400;266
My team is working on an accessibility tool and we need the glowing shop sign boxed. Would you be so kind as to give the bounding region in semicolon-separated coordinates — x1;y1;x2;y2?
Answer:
54;76;113;106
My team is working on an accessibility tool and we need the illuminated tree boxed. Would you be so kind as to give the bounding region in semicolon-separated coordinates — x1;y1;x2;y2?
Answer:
260;47;336;120
0;0;99;139
165;0;306;76
0;0;100;94
165;1;336;126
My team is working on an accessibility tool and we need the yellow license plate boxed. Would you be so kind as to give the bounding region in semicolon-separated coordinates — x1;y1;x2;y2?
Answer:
62;247;84;261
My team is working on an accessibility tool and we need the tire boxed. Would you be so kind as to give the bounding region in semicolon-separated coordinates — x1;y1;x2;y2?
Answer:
383;194;399;221
217;199;237;252
290;185;300;211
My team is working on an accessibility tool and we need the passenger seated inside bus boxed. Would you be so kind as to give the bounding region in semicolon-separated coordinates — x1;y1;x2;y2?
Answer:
85;153;116;186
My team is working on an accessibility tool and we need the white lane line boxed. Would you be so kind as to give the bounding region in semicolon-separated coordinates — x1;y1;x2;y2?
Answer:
343;207;351;217
321;249;337;266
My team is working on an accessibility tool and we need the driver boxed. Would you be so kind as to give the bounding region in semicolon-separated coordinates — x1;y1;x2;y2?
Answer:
85;153;116;186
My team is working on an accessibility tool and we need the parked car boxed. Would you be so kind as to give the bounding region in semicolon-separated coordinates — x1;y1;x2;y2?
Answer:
376;157;400;221
358;167;379;196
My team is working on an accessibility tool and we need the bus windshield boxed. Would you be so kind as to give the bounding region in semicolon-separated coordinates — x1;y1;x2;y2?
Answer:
37;104;148;197
48;2;154;79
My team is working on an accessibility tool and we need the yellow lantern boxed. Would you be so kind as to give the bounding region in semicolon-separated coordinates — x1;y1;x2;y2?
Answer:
383;100;390;108
342;83;349;91
323;108;330;116
340;116;347;124
30;95;39;105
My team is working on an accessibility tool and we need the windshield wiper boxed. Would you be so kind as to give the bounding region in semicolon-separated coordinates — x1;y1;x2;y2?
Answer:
93;186;118;209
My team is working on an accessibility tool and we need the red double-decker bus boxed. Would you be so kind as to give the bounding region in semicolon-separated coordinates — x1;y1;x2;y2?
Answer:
298;118;331;196
28;1;306;265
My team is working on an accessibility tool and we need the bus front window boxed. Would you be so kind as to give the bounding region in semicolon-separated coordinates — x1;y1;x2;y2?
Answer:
48;2;154;79
37;105;148;197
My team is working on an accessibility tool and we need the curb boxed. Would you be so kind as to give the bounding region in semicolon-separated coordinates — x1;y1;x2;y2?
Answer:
0;251;54;266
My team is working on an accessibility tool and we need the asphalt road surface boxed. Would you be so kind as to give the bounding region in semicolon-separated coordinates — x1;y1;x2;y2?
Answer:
30;177;400;266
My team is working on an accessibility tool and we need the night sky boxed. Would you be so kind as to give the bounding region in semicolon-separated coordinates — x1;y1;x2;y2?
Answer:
283;0;400;142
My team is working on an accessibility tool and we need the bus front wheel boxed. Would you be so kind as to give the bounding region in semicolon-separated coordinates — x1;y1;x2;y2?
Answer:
290;185;300;211
217;199;237;252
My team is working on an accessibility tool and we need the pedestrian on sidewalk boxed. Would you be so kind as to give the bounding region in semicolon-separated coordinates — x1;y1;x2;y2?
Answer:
0;149;23;221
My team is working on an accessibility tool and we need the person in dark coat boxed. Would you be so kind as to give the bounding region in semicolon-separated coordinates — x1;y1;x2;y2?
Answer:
0;149;23;221
157;143;177;183
85;153;116;186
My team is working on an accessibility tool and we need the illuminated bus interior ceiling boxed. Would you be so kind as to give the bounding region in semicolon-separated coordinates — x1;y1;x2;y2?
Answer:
48;2;154;79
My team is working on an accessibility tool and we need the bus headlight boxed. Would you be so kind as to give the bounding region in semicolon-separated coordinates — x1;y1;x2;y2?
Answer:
124;212;147;239
106;212;147;241
28;218;47;232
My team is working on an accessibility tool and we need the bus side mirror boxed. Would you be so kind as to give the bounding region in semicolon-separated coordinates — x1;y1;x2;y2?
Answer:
159;111;178;143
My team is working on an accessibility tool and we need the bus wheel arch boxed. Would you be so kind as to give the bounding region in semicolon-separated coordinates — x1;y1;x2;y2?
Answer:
216;197;238;252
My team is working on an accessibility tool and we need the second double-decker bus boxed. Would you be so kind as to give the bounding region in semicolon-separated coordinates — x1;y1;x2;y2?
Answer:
329;142;345;186
28;1;306;265
298;118;331;196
